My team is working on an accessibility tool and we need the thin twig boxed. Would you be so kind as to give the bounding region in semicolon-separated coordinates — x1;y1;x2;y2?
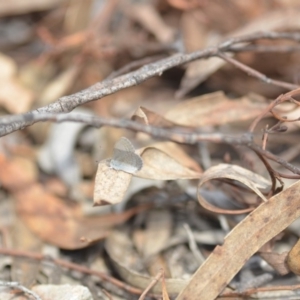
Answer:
138;269;164;300
1;112;300;177
0;280;42;300
217;52;299;90
183;223;205;264
0;247;151;297
1;31;300;137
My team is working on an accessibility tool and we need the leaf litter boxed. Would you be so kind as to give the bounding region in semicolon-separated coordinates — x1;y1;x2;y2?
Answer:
2;1;300;300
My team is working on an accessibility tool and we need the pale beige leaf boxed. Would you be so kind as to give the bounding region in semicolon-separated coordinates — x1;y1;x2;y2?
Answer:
165;91;267;127
176;180;300;300
0;78;34;114
93;159;132;206
136;144;201;180
0;0;63;16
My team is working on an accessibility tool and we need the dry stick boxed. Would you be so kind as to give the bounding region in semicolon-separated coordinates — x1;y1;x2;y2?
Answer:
218;31;300;49
183;223;205;264
217;52;299;90
0;247;148;296
138;269;164;300
1;112;300;177
229;44;300;53
105;54;166;80
223;283;300;298
1;31;300;137
0;48;216;137
0;281;42;300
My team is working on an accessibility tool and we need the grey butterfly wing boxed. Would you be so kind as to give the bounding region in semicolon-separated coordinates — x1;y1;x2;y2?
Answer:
114;137;135;152
110;137;143;173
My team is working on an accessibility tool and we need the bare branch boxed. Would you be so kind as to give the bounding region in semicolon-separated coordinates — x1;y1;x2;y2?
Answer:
1;31;300;137
1;112;300;176
217;52;298;90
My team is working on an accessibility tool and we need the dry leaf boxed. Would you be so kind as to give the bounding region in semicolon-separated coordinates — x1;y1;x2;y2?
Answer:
136;144;201;180
39;65;80;106
259;251;289;275
0;0;63;16
177;180;300;300
286;238;300;275
125;2;176;44
93;142;201;206
105;230;189;295
142;210;173;258
14;183;148;250
178;9;300;96
133;106;179;128
93;159;133;206
197;164;270;214
0;154;38;191
0;53;34;113
165;91;267;127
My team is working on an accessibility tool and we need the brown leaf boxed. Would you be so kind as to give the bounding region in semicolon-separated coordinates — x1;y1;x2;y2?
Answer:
0;154;38;191
259;251;289;275
165;91;268;127
286;238;300;275
14;183;148;250
176;180;300;300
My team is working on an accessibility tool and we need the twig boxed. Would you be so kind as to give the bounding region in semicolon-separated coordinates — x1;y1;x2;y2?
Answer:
1;31;300;137
0;280;42;300
183;223;205;264
228;44;300;53
217;52;299;90
138;268;164;300
1;112;300;177
218;31;300;50
0;247;150;296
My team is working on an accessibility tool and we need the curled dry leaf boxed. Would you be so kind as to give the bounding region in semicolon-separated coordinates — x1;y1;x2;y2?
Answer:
105;230;188;295
93;143;201;206
197;164;270;214
177;180;300;300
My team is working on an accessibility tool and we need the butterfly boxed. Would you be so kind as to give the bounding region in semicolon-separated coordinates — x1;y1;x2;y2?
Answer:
110;137;143;174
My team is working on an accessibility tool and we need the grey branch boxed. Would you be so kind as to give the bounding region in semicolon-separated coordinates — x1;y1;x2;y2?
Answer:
1;31;300;137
